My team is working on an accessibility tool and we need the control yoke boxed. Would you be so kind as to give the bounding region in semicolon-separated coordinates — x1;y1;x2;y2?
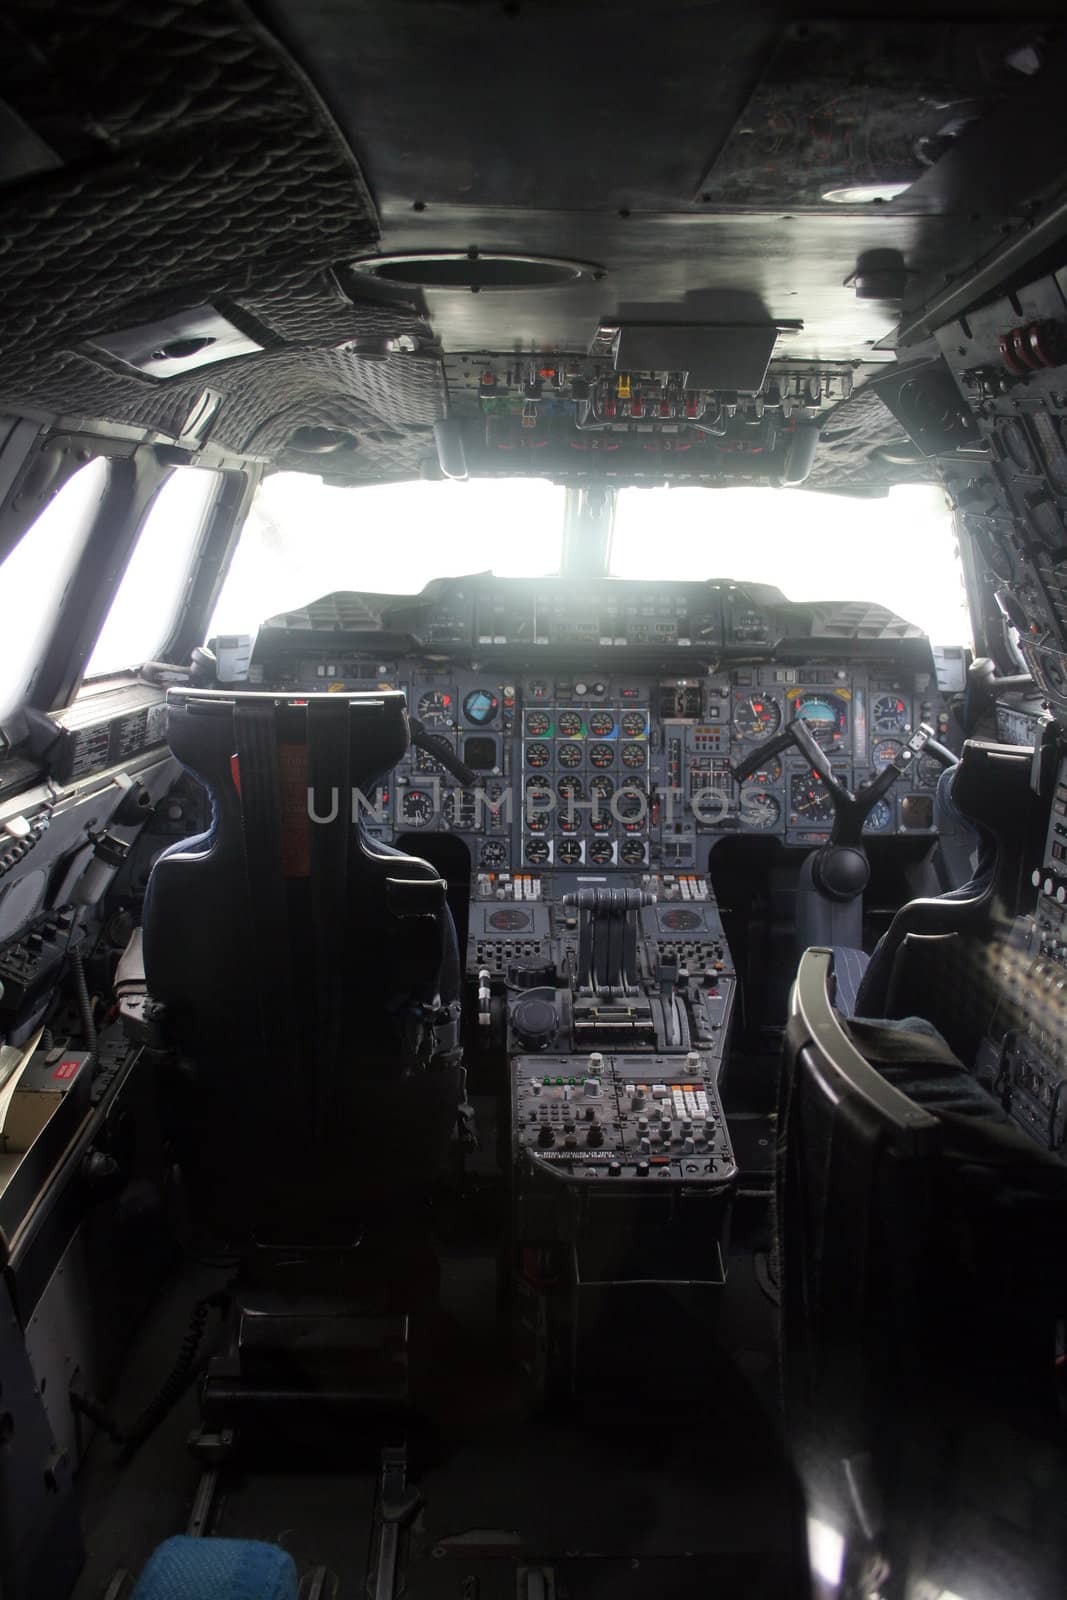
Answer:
733;716;957;846
407;717;480;788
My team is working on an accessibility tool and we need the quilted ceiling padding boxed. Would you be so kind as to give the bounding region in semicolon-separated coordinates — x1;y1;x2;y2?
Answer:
0;0;444;481
807;383;931;497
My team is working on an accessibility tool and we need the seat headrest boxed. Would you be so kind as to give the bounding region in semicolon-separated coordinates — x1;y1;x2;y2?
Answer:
164;689;410;792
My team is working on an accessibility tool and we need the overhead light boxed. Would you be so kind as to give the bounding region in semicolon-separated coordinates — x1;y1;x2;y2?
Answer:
807;1517;845;1589
823;182;913;205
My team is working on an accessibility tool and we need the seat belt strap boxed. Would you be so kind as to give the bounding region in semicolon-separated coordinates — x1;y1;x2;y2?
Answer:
306;698;351;1144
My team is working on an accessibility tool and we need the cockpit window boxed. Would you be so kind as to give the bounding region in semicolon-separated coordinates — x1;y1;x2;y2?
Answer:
0;455;109;722
209;474;566;635
612;484;970;645
85;466;221;679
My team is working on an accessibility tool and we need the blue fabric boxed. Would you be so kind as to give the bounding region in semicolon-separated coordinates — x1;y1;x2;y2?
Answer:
131;1537;298;1600
830;944;870;1015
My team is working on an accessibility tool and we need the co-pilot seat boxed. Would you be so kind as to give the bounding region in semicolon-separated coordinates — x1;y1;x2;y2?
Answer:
141;689;465;1246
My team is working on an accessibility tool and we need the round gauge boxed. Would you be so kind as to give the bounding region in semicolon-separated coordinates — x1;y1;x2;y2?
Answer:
620;838;646;865
400;788;434;826
525;741;550;768
871;738;903;771
588;838;614;865
795;692;848;749
463;688;499;726
746;756;782;786
480;840;507;868
525;778;552;830
872;694;909;733
557;710;583;738
590;774;615;800
557;742;583;769
488;908;531;930
621;710;647;738
558;808;582;833
588;710;615;737
525;709;551;737
741;790;782;830
789;773;834;825
417;689;453;727
734;694;782;740
864;797;895;833
557;839;582;866
917;756;943;788
621;742;646;769
616;786;646;822
589;742;615;769
415;733;453;773
442;790;473;828
525;839;550;866
557;775;584;803
661;909;703;931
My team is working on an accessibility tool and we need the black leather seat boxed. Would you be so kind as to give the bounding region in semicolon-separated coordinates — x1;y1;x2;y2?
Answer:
782;949;1067;1600
142;688;465;1242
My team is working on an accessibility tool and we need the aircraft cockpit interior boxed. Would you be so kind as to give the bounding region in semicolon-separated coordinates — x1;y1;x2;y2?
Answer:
1;5;1066;1599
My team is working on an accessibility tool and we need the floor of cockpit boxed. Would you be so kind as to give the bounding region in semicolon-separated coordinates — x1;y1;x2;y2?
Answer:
70;1085;797;1599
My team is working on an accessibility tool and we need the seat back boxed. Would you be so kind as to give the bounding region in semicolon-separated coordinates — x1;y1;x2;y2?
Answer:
143;689;463;1240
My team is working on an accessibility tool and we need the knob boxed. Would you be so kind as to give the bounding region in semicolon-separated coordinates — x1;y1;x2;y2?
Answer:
639;1137;651;1155
1033;869;1044;888
537;1125;555;1148
588;1052;604;1070
586;1125;603;1147
631;1089;645;1109
636;1160;650;1176
637;1116;649;1133
685;1051;700;1074
584;1077;600;1095
683;1138;695;1154
609;1162;622;1177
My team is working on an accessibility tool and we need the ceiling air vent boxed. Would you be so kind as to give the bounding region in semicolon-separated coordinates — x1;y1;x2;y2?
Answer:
345;250;603;292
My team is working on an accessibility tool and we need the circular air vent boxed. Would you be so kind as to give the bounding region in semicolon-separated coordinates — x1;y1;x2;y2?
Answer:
346;250;603;291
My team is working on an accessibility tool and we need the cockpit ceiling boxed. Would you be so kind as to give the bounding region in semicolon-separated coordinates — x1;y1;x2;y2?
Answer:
0;1;1065;490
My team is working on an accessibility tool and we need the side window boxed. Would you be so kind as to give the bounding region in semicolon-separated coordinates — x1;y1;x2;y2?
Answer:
85;466;221;678
0;457;110;721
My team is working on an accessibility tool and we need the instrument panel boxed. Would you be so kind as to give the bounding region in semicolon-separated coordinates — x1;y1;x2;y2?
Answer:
256;649;952;869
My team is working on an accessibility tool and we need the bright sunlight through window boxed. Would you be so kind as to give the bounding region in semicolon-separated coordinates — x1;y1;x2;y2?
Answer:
210;475;565;636
0;456;109;721
86;466;221;678
612;484;969;645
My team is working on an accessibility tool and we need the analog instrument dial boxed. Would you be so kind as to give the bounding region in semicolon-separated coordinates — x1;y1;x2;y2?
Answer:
864;797;895;832
414;733;453;773
872;694;909;733
589;742;614;769
588;710;615;737
417;689;453;727
789;772;835;824
621;710;647;738
557;710;583;737
734;694;782;740
917;757;943;787
557;839;582;866
620;838;646;865
621;742;647;769
480;840;507;868
556;775;584;804
557;741;583;769
741;791;781;830
525;741;550;768
525;839;550;865
871;738;903;771
794;692;848;749
463;688;499;725
400;788;434;826
524;709;551;737
588;838;614;865
745;755;782;786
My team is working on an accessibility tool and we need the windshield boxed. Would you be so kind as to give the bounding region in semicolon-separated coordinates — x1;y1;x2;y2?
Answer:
211;474;969;646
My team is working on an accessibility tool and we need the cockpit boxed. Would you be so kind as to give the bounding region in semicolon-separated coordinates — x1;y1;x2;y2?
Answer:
1;5;1066;1600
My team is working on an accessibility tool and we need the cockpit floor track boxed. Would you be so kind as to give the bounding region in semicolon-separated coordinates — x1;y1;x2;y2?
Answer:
70;1206;802;1598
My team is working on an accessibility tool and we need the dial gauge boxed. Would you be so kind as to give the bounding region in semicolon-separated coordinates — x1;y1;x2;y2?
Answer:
589;742;615;769
794;692;848;749
589;774;614;800
417;689;453;726
588;838;615;865
557;741;583;769
734;694;782;740
525;741;550;768
414;733;453;773
400;788;434;826
741;791;781;830
871;738;903;771
557;710;583;737
525;839;550;865
616;785;646;823
442;790;475;829
524;709;551;737
872;694;909;733
621;710;647;738
588;710;615;737
789;772;834;824
620;838;646;865
745;755;782;786
480;840;507;868
917;756;943;787
621;742;647;769
864;797;895;832
556;776;584;803
463;688;499;725
557;839;582;866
